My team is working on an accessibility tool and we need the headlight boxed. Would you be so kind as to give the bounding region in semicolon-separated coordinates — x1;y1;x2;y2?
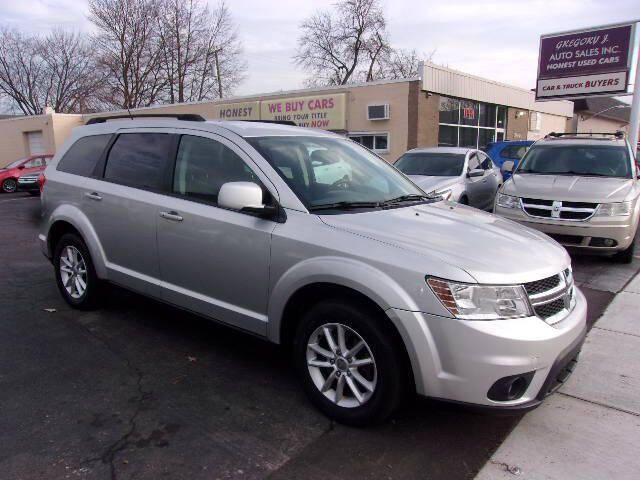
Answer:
496;193;520;209
427;277;532;320
595;201;632;217
435;188;452;200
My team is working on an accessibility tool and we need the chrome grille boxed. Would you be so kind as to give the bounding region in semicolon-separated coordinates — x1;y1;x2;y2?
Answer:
521;198;598;221
525;269;574;326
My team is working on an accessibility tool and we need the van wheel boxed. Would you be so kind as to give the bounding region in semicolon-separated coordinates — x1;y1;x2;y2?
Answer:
2;178;17;193
53;233;101;309
613;242;635;264
293;299;405;426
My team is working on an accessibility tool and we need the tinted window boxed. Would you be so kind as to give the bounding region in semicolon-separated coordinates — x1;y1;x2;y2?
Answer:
479;152;492;170
395;153;465;176
468;153;480;170
500;145;528;160
57;135;112;177
104;133;172;189
173;135;258;204
438;125;458;147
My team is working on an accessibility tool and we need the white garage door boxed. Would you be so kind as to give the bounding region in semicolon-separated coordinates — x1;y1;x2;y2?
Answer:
26;131;45;155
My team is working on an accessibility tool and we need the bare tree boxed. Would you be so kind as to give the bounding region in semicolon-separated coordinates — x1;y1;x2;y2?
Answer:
294;0;388;86
88;0;166;108
378;48;433;80
0;28;101;115
156;0;246;102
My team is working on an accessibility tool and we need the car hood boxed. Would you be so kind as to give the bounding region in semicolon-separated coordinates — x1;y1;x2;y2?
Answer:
504;174;634;202
408;175;459;193
319;202;569;284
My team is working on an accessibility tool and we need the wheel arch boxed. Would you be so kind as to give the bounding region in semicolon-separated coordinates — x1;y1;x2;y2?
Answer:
45;205;108;278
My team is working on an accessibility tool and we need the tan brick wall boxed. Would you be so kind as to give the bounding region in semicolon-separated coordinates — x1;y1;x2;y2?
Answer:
506;107;529;141
415;92;439;148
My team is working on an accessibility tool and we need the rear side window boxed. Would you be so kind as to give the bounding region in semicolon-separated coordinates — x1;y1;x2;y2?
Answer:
104;133;173;190
500;145;528;160
57;135;112;177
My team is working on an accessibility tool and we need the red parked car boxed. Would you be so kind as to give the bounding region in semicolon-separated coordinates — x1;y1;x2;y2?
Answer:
0;154;53;193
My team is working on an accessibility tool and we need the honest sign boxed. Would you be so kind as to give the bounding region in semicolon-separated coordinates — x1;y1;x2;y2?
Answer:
536;24;634;100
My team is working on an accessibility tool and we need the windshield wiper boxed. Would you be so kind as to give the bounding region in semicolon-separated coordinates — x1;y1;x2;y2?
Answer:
382;194;435;205
308;201;381;211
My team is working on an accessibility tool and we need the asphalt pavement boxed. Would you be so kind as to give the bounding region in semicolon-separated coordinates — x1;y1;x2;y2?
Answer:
0;192;633;480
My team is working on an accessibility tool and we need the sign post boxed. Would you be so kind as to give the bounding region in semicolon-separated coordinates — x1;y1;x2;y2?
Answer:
630;50;640;151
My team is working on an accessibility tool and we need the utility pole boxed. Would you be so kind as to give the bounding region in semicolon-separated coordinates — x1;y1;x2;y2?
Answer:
214;49;223;99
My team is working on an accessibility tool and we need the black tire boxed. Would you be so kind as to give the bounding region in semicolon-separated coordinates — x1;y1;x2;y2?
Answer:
28;191;40;196
613;241;635;264
2;178;17;193
53;233;102;309
293;298;406;426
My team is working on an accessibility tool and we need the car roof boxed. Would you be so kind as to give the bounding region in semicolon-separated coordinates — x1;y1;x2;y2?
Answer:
77;118;342;139
405;147;472;155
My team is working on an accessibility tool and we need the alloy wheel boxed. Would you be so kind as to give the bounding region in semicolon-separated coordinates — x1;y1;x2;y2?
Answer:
306;323;377;408
2;179;17;193
59;246;88;299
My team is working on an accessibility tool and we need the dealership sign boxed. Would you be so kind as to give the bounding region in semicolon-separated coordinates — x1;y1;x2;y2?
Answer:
214;101;260;120
536;23;635;100
261;94;346;130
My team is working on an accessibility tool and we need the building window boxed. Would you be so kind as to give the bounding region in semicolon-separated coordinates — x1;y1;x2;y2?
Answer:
438;95;506;149
529;111;542;132
348;133;389;153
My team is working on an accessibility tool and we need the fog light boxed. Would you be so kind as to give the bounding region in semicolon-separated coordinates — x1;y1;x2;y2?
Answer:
487;372;535;401
604;239;615;247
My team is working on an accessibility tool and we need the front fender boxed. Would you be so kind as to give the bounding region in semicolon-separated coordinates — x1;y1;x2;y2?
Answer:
267;256;420;343
45;204;108;279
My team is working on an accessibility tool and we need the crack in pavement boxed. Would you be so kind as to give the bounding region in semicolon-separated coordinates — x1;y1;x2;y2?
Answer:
75;321;153;480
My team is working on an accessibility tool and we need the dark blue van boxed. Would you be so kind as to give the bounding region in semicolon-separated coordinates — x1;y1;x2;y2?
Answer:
484;140;533;180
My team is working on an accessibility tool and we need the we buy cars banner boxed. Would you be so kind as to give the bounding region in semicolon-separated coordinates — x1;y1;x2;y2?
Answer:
536;23;635;100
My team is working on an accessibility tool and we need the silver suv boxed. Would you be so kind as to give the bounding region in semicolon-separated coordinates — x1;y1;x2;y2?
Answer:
39;115;587;425
495;133;639;263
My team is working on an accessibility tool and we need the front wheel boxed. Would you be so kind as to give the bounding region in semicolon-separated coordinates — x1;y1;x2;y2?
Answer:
294;299;405;426
53;233;102;309
2;178;17;193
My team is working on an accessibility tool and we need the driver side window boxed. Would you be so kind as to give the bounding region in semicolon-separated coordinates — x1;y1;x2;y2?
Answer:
173;135;260;205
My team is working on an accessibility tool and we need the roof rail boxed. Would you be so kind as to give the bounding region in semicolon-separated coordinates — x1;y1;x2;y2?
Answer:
239;119;298;126
545;131;625;139
85;113;206;125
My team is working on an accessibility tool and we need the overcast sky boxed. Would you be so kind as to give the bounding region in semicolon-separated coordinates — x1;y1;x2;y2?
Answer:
1;0;638;99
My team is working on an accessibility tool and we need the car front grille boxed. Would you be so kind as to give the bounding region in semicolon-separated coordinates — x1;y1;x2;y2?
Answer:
547;233;583;245
525;268;574;326
521;198;598;221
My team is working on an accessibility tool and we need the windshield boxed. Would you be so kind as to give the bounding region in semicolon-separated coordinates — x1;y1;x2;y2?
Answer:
395;152;465;176
518;145;631;178
4;158;26;169
247;136;425;210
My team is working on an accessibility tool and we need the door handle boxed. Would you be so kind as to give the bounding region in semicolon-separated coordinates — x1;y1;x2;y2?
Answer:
160;211;183;222
85;192;102;201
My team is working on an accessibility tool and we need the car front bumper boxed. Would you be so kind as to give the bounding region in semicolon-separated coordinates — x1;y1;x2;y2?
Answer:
494;205;637;252
387;287;587;410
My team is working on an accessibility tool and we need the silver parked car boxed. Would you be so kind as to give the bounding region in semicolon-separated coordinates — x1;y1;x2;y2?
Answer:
495;133;640;263
395;147;502;210
39;115;587;425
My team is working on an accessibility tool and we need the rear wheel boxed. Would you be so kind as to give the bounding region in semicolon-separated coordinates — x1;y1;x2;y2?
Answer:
2;178;17;193
53;233;102;309
613;241;635;264
293;298;405;426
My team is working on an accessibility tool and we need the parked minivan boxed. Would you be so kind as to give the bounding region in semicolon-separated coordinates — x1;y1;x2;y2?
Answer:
39;115;587;425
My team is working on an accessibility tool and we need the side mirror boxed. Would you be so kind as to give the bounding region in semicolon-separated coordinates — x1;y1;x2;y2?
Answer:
218;182;277;218
17;165;25;170
468;169;484;178
502;160;515;173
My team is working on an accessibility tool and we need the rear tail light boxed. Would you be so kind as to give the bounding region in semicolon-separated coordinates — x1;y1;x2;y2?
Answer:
38;172;46;192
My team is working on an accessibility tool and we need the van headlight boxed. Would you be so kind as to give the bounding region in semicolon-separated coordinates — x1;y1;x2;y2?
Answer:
496;193;520;209
595;201;632;217
427;277;532;320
